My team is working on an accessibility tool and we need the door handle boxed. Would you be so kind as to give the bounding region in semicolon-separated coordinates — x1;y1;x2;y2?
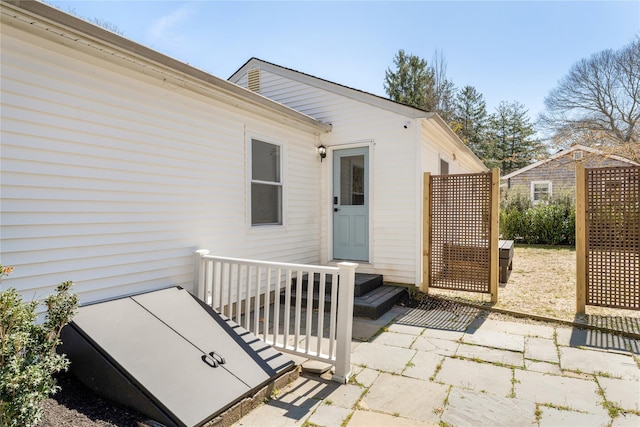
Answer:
334;208;339;212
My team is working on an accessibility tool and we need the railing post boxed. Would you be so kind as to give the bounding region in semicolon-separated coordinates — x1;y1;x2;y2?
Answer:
193;249;210;301
332;262;358;383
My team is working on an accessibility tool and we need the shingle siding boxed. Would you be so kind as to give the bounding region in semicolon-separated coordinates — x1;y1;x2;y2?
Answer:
507;152;632;199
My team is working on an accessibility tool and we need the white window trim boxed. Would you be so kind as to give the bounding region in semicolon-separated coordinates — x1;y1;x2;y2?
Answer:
530;180;552;203
247;134;286;228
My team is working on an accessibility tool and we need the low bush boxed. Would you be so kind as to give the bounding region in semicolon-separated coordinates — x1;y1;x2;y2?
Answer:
500;192;575;246
0;267;78;427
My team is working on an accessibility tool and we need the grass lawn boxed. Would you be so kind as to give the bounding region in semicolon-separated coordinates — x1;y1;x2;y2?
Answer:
429;244;640;335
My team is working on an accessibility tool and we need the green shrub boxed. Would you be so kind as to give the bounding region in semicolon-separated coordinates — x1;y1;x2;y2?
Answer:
500;191;576;246
0;278;78;427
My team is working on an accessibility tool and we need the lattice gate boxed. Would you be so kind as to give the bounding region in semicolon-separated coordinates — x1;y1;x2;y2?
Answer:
422;170;500;302
576;164;640;312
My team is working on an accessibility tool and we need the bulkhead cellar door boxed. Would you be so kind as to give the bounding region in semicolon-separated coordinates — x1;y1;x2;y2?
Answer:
59;287;294;427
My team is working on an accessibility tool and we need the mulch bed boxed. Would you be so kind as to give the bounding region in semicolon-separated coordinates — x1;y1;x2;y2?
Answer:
39;371;146;427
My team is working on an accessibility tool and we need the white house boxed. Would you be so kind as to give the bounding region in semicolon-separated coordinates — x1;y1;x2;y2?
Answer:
0;0;485;306
229;59;487;285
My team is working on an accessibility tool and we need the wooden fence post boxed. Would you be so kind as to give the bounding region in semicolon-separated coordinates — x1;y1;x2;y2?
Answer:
489;168;500;303
575;164;587;314
422;172;432;294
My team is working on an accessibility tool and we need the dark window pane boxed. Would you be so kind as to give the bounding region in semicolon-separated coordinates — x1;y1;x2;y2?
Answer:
251;183;282;225
252;140;280;182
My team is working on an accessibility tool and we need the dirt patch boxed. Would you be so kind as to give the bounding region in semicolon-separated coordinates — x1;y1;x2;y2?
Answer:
428;245;640;334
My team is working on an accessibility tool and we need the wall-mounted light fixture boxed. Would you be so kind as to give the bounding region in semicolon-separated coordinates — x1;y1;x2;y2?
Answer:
317;145;327;162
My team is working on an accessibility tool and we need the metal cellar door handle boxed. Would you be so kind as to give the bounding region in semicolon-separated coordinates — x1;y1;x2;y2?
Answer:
201;353;218;368
209;351;225;365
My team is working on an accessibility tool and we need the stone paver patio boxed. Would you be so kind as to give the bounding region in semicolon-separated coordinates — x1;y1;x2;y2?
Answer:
233;305;640;427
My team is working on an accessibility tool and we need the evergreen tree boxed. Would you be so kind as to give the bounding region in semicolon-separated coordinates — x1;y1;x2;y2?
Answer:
452;85;489;160
384;50;434;110
384;49;456;121
487;101;544;174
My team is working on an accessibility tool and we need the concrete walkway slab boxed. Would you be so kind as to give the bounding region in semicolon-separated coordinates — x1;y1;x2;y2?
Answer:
350;342;416;374
462;328;525;352
370;331;416;348
435;357;513;397
555;327;640;355
411;335;460;356
538;406;610;427
360;372;448;424
467;317;555;339
515;370;606;414
524;360;562;375
347;409;438;426
525;336;559;364
320;383;363;409
234;390;322;426
441;387;537;427
456;342;524;367
402;351;444;381
386;322;426;336
306;403;352;427
352;367;378;388
559;346;640;380
612;412;640;426
598;376;640;411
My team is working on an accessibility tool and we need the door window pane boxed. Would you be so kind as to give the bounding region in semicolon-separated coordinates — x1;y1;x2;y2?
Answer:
340;155;365;206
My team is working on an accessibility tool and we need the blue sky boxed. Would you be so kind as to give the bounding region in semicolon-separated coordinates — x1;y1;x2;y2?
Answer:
46;1;639;123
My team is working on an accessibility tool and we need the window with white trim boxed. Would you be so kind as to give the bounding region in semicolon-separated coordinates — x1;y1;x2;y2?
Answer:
531;181;552;203
251;139;282;226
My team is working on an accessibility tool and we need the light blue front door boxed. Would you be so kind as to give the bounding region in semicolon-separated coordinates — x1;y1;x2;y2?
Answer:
333;147;369;261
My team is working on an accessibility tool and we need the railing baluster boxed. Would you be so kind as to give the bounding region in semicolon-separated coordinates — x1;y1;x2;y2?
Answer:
263;267;271;342
294;270;303;351
254;266;261;335
305;270;313;353
244;265;252;330
273;268;282;346
284;269;292;349
316;272;326;356
235;264;242;324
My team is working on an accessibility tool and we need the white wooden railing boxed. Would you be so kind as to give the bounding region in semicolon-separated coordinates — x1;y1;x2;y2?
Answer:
192;250;357;383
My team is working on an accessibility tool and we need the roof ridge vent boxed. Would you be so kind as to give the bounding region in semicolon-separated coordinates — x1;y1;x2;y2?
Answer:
248;68;260;93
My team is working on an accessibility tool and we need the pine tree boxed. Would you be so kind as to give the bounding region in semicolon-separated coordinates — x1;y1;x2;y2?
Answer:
488;101;544;174
384;50;434;110
452;86;489;161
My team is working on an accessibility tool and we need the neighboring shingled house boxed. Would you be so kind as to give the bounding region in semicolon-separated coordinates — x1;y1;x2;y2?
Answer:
502;144;639;203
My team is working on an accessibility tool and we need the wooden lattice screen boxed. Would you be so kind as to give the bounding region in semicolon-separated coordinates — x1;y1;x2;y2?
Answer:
577;165;640;312
423;170;499;301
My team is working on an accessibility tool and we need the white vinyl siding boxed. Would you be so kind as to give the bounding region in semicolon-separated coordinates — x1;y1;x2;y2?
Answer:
237;68;422;284
0;22;322;304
